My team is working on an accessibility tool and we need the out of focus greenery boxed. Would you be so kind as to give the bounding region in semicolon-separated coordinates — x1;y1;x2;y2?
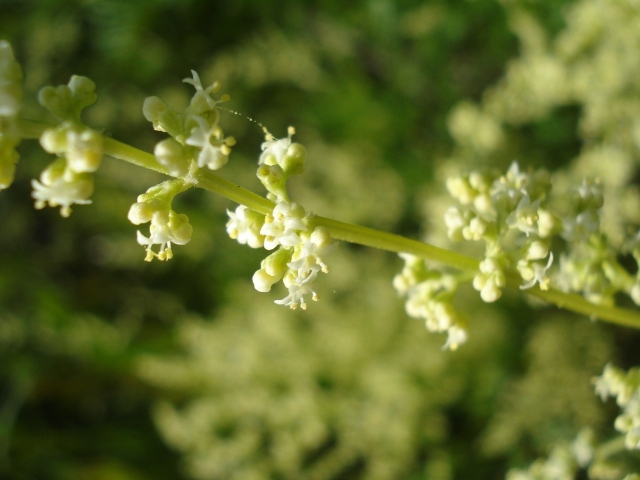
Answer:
1;0;639;478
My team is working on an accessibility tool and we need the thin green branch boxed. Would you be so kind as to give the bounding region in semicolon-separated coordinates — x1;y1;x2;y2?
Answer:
104;138;169;175
17;118;640;330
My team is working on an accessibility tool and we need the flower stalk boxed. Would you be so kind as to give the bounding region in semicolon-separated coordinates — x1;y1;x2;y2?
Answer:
8;69;640;334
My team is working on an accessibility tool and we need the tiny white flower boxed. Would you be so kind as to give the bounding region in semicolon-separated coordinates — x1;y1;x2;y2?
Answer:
185;115;234;170
259;126;295;166
260;202;307;250
226;205;265;248
182;70;229;113
136;210;193;261
31;161;93;217
506;193;540;236
444;206;467;241
442;324;468;351
274;270;319;310
288;227;336;279
462;215;488;241
519;253;554;290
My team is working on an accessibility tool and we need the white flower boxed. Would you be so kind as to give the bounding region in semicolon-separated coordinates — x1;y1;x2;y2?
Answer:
491;161;528;210
40;125;103;173
136;210;193;261
506;193;540;236
259;126;295;166
462;215;489;241
518;253;554;290
260;202;307;250
226;205;265;248
274;269;319;310
185;115;234;170
31;160;93;217
182;70;228;113
287;227;336;280
442;324;468;351
444;206;468;241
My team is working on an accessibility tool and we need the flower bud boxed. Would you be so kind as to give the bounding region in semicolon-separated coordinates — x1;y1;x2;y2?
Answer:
128;201;154;225
66;128;103;173
40;126;68;154
525;240;549;260
40;158;67;185
67;75;97;115
143;96;182;137
262;248;291;277
155;138;189;177
168;212;193;245
310;227;331;247
281;142;306;176
38;85;73;120
252;268;281;293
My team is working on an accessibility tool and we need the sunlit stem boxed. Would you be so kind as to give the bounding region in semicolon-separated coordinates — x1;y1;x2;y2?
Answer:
17;118;640;330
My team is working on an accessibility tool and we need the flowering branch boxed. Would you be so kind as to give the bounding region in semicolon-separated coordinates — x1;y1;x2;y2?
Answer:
3;36;640;351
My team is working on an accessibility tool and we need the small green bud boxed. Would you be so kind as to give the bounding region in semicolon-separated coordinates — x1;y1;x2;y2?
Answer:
38;76;96;122
252;268;281;293
128;201;155;225
39;125;68;153
39;85;73;120
154;138;189;177
67;75;97;115
257;164;284;188
280;142;306;177
40;157;67;185
262;247;292;277
168;211;193;245
66;128;103;173
142;96;183;139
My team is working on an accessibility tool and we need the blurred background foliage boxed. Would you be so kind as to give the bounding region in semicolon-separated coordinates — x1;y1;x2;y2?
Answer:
0;0;639;478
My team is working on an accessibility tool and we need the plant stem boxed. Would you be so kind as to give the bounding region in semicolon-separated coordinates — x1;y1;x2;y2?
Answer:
18;119;640;329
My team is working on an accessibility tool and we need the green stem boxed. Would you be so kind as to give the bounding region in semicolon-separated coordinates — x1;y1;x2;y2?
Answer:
17;119;640;329
104;138;170;175
593;435;627;460
308;216;479;272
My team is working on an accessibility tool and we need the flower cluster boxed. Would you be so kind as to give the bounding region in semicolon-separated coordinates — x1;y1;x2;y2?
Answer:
393;254;467;350
128;71;235;259
233;201;336;310
128;179;193;261
143;70;235;177
32;75;103;217
594;364;640;451
257;126;306;203
445;162;555;302
0;41;22;190
437;161;640;310
226;130;336;309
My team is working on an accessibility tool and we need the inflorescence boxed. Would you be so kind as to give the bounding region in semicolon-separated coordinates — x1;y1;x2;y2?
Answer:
394;160;640;349
2;38;640;347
